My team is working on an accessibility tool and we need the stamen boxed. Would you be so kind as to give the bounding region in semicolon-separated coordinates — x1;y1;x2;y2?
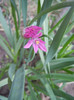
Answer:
36;40;39;44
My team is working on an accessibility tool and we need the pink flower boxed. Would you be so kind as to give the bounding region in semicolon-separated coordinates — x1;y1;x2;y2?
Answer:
23;26;42;38
24;32;47;53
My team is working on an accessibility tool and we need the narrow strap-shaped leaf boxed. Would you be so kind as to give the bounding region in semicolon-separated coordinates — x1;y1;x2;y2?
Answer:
61;50;74;57
8;65;25;100
53;88;74;100
27;79;38;100
29;68;56;100
0;65;9;80
10;0;20;26
48;15;65;34
37;0;41;14
29;1;74;25
0;34;10;48
15;37;24;54
10;0;19;39
22;0;27;27
0;8;14;47
0;78;8;87
58;34;74;57
41;78;56;100
46;73;74;82
33;83;74;100
37;0;52;26
50;57;74;71
0;39;13;59
0;96;8;100
8;64;16;81
45;7;74;65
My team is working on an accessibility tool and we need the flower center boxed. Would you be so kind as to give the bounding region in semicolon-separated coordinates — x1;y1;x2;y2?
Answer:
36;40;40;45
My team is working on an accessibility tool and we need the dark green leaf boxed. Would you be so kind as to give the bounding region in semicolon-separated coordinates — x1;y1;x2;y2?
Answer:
37;0;41;14
10;0;19;39
8;64;16;81
37;0;52;26
27;79;38;100
0;8;14;47
50;57;74;71
58;34;74;57
22;0;27;27
0;39;13;59
8;65;25;100
29;1;74;25
0;96;8;100
45;7;74;65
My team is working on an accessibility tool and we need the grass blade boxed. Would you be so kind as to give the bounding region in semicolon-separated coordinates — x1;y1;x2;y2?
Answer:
50;57;74;71
0;78;8;88
45;7;74;65
22;0;27;27
29;1;74;25
0;39;13;59
8;64;16;81
8;65;25;100
0;8;14;47
27;79;38;100
37;0;52;26
10;0;19;39
58;34;74;57
15;37;24;55
0;96;8;100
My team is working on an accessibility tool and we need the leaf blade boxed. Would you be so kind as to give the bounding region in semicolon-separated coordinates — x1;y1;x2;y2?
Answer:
45;7;74;65
8;65;25;100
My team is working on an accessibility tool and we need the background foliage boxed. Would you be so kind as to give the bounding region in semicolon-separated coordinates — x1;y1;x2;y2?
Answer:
0;0;74;100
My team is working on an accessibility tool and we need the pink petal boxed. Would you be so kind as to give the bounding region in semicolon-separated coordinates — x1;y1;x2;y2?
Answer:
38;42;47;52
33;32;42;38
23;26;43;38
38;38;45;44
33;43;38;53
31;26;42;31
24;39;33;48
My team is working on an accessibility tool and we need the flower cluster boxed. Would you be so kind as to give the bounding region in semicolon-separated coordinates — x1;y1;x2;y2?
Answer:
23;26;47;53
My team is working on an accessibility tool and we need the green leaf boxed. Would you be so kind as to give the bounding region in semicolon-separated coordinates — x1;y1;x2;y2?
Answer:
29;1;74;25
15;37;24;54
29;68;56;100
0;96;8;100
41;78;56;100
0;8;14;47
65;22;74;34
33;83;74;100
10;0;19;26
0;35;10;48
37;0;41;14
17;40;26;66
48;15;65;34
0;78;8;88
53;88;74;100
8;64;16;81
0;39;13;59
22;0;27;27
58;34;74;57
61;50;74;57
0;65;9;80
48;73;74;82
8;65;25;100
27;79;38;100
45;7;74;65
50;57;74;71
37;0;52;26
10;0;19;39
